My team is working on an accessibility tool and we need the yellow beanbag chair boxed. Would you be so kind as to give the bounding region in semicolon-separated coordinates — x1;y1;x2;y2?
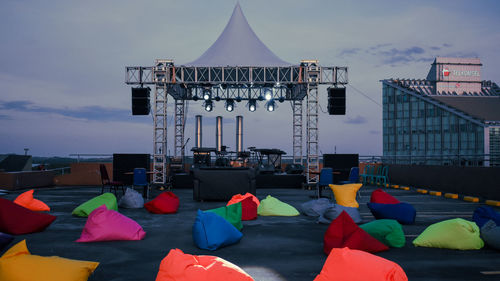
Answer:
14;189;50;211
329;184;362;208
0;240;99;281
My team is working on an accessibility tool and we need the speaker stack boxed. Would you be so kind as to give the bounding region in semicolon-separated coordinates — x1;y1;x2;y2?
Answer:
327;87;346;115
132;87;151;115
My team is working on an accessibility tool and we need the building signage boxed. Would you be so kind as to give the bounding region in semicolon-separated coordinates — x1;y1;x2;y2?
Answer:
442;67;480;77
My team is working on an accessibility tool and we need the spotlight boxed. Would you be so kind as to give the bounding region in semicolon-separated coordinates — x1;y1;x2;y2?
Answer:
225;99;235;112
215;96;221;101
264;88;273;101
248;99;257;112
203;89;211;100
235;96;242;102
266;100;276;112
278;96;285;103
192;95;199;101
204;100;213;112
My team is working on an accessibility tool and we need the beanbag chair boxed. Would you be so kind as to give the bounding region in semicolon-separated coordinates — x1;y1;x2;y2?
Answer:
301;198;331;217
193;210;242;250
318;204;362;224
72;192;118;217
314;247;408;281
0;240;99;281
473;206;500;228
144;191;180;214
329;183;362;208
205;203;243;230
257;195;300;216
480;220;500;250
323;211;389;255
227;193;259;221
0;232;13;251
76;205;146;242
359;219;406;248
0;198;56;235
156;248;254;281
367;202;416;224
370;188;400;204
13;189;50;211
118;188;144;209
413;218;484;250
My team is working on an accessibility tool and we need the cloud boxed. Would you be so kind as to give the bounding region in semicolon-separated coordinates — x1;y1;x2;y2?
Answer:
430;46;441;50
343;115;367;124
338;48;361;57
443;43;453;47
0;100;147;123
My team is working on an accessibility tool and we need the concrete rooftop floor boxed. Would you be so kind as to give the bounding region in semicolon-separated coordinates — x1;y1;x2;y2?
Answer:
1;185;500;281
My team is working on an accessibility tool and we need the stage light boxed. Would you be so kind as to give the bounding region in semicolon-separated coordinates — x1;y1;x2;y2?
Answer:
192;95;199;101
204;100;213;112
264;88;273;101
248;99;257;112
215;96;221;101
235;96;242;102
266;100;276;112
278;96;285;103
225;99;235;112
203;89;211;100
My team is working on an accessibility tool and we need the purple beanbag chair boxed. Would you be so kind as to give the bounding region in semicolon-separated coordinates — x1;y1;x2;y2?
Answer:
76;205;146;242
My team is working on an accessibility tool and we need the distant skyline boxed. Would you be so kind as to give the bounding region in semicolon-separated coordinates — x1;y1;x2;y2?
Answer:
1;0;499;157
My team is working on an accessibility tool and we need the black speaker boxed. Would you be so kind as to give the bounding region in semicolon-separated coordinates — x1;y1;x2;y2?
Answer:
327;87;346;115
132;87;150;115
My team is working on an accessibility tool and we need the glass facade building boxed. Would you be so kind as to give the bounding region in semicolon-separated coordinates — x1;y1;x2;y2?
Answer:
382;58;500;166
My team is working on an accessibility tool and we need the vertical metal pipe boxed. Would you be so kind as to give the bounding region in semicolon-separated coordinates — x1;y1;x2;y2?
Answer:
216;116;223;152
236;115;243;152
195;115;202;148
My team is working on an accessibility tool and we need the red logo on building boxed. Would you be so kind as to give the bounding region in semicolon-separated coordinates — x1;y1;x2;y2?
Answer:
442;68;450;77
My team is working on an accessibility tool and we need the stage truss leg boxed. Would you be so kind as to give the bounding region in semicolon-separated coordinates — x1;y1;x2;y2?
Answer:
306;83;319;184
292;100;303;165
153;84;167;184
174;99;185;164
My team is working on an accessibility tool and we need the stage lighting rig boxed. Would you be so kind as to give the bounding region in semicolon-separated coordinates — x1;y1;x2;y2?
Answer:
266;100;276;112
225;99;235;112
203;89;211;100
264;88;273;101
248;99;257;112
204;100;213;112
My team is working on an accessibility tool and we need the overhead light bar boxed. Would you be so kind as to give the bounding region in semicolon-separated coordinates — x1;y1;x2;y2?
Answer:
225;99;235;112
204;100;213;112
248;99;257;112
266;100;276;112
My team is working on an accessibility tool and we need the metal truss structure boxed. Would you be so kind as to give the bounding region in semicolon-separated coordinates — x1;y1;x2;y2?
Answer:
126;60;347;185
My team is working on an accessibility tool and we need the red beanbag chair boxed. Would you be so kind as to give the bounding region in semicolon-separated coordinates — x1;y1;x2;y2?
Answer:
370;188;400;204
314;247;408;281
0;198;56;235
323;211;388;255
144;192;179;214
227;193;259;220
156;249;254;281
14;189;50;211
76;205;146;242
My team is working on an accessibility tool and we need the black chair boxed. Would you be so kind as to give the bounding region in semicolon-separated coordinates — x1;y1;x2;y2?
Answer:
99;164;125;195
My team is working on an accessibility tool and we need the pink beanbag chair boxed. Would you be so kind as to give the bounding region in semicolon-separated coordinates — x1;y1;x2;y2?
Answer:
0;198;56;235
14;189;50;211
314;247;408;281
323;211;388;255
144;192;180;214
76;205;146;242
370;188;400;204
156;249;254;281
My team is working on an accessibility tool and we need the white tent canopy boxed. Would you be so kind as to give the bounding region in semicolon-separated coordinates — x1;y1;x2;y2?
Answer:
185;3;291;67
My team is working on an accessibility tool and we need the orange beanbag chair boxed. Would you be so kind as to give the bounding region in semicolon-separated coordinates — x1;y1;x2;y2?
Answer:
323;211;388;255
227;193;259;221
14;189;50;211
156;249;254;281
314;247;408;281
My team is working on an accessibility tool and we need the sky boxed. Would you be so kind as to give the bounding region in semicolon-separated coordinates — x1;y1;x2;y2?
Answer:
1;0;499;158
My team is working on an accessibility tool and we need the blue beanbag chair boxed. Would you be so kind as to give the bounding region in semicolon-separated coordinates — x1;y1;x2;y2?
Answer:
367;202;416;225
473;206;500;228
318;204;362;224
192;210;243;251
0;232;14;251
481;220;500;250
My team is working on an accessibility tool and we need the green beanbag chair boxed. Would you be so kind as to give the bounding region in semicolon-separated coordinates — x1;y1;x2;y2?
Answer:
72;193;118;217
257;195;299;216
413;218;484;250
205;202;243;231
359;219;406;248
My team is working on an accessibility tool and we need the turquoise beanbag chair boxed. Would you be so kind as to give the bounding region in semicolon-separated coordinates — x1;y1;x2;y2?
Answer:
367;202;416;225
193;210;242;251
413;218;484;250
359;219;406;248
72;193;118;217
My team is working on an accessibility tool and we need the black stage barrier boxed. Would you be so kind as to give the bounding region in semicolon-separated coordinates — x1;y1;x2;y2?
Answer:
388;164;500;200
